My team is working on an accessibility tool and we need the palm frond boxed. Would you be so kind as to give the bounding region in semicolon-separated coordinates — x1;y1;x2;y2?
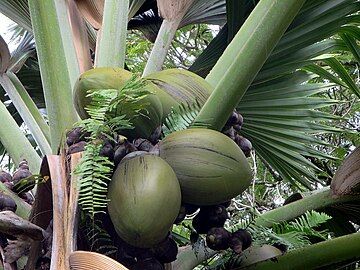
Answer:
238;77;341;188
8;31;35;73
0;0;32;32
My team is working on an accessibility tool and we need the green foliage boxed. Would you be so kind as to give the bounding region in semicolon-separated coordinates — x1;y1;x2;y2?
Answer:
126;25;216;74
235;210;332;250
271;210;332;247
80;212;117;255
12;174;44;194
75;142;113;218
163;99;202;136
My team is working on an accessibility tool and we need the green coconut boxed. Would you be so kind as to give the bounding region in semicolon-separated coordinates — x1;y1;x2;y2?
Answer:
159;128;252;205
73;67;163;139
107;155;181;248
144;69;212;117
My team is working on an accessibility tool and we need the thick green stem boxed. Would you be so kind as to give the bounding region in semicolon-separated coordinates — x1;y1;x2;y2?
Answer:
95;0;129;68
0;183;31;219
175;187;360;269
28;0;79;153
0;101;41;172
54;0;81;88
172;245;216;270
142;19;181;76
0;73;51;156
254;187;359;227
194;0;306;130
238;232;360;270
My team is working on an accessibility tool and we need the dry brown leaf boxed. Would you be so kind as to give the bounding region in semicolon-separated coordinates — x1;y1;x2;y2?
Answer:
47;155;69;270
68;0;92;73
331;147;360;197
4;235;31;264
75;0;104;30
69;251;129;270
157;0;195;20
66;153;82;253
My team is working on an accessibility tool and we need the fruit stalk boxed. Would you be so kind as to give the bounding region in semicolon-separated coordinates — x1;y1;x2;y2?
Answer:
235;232;360;270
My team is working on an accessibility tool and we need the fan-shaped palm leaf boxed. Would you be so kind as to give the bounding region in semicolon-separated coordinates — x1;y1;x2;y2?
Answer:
190;0;360;188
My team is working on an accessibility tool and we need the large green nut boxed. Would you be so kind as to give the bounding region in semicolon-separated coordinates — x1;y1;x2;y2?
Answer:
107;155;181;248
73;67;163;139
159;128;252;206
145;69;212;117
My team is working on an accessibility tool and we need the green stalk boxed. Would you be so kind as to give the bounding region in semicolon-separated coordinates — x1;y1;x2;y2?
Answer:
174;187;360;269
95;0;129;68
53;0;81;88
142;18;181;76
0;101;41;172
172;245;216;270
254;187;359;227
28;0;79;153
7;73;51;143
0;73;51;155
193;0;306;130
238;232;360;270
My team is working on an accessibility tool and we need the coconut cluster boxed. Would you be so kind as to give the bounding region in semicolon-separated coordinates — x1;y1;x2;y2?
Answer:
66;126;162;165
187;203;252;253
68;67;254;268
222;110;253;157
0;160;34;206
64;108;254;268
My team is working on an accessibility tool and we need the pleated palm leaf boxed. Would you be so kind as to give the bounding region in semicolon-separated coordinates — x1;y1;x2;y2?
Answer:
191;0;360;189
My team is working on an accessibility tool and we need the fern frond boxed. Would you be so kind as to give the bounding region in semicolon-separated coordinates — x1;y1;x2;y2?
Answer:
75;142;113;219
163;99;202;136
82;213;118;256
231;210;332;250
282;210;331;240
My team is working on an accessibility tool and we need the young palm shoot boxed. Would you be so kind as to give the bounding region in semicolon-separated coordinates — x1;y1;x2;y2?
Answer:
142;0;195;76
95;0;129;68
